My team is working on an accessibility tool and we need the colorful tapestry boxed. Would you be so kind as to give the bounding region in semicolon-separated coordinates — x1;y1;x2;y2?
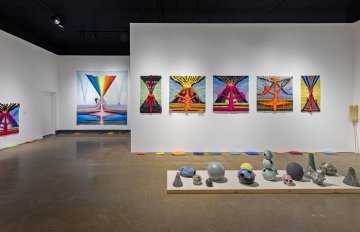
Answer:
140;75;162;113
301;75;320;112
213;76;249;112
0;103;20;136
169;75;206;112
257;76;293;112
77;71;128;125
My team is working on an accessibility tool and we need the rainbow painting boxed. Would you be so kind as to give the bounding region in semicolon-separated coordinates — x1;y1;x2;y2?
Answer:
301;75;320;113
213;76;249;112
77;71;128;125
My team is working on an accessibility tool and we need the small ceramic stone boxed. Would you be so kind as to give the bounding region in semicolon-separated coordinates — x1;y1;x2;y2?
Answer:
173;172;183;188
193;174;202;185
343;167;360;187
205;178;213;187
319;162;337;176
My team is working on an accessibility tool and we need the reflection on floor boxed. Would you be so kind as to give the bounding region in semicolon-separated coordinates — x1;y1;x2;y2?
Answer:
0;134;359;232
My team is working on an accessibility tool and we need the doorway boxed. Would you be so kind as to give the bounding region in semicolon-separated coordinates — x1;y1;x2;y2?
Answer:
41;91;56;136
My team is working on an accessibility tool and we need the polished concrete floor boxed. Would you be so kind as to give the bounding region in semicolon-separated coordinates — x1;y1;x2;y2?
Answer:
0;134;360;232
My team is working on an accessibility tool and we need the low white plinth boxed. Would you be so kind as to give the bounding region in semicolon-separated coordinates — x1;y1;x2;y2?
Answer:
167;170;360;194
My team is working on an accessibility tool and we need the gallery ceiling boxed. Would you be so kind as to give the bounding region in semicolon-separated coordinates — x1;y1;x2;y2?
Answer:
0;0;359;55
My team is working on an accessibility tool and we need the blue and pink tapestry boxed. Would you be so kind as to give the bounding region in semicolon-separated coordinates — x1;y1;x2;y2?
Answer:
213;76;249;112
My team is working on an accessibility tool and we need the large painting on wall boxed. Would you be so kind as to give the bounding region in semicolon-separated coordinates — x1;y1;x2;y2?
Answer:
257;76;293;112
169;75;206;112
0;103;20;136
213;76;249;112
301;75;320;113
77;71;128;125
140;75;162;113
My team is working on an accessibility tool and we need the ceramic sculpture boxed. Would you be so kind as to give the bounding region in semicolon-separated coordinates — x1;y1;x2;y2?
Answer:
207;162;225;181
304;153;317;179
238;169;256;185
282;174;293;186
179;166;196;177
264;150;273;160
319;162;337;176
206;178;213;187
193;174;202;185
173;172;183;188
240;163;253;172
343;167;360;187
286;162;304;181
262;150;277;181
306;166;326;185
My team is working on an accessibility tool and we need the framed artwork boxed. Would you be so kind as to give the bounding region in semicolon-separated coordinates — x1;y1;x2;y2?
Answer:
301;75;320;112
169;75;206;112
213;76;249;112
0;103;20;136
140;75;162;113
257;76;293;112
77;71;128;125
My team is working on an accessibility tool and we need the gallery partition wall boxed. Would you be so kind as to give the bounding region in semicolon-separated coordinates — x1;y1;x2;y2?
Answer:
130;23;358;152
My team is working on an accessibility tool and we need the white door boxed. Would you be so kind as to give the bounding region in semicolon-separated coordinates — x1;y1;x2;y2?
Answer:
42;92;56;136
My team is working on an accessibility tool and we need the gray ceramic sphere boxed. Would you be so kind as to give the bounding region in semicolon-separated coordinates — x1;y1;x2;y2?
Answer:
286;162;304;181
207;162;225;181
264;150;273;160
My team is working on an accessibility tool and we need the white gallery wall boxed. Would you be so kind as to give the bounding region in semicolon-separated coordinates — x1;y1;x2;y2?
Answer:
0;30;57;149
354;22;360;106
353;21;360;150
57;56;130;130
130;23;355;152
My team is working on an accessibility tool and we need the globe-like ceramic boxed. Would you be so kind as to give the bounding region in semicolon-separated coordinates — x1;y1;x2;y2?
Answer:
207;162;225;181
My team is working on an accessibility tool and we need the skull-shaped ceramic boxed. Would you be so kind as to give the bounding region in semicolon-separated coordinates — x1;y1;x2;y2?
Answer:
282;174;293;186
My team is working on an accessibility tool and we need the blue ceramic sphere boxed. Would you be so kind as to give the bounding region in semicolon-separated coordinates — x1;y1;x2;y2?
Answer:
207;162;225;181
179;166;196;177
238;169;256;185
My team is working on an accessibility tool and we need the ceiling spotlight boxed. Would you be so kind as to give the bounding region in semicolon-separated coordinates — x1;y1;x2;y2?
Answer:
52;15;63;28
52;15;60;24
